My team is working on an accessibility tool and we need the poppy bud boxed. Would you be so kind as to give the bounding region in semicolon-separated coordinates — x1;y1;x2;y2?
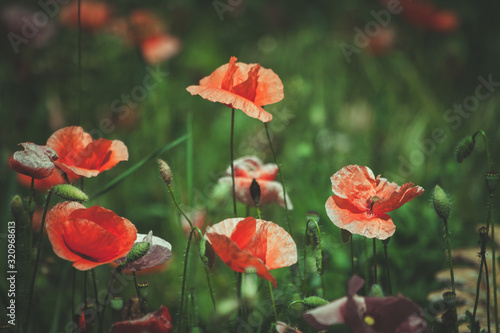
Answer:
486;170;499;194
10;195;24;221
250;178;261;206
455;135;475;163
341;229;351;243
110;297;124;312
433;185;451;220
315;250;326;275
53;184;89;202
157;159;172;185
442;291;456;307
306;211;320;223
369;284;384;297
302;296;328;309
126;242;151;264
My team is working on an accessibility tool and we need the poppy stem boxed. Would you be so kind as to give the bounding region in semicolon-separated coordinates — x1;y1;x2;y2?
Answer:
372;239;377;285
471;253;484;331
91;269;102;326
382;238;392;295
484;255;491;333
72;268;76;321
98;265;124;333
264;122;292;236
187;111;194;207
25;187;53;333
230;108;237;217
167;183;193;229
364;238;369;294
77;0;82;124
178;228;196;331
133;272;146;314
83;270;88;311
236;272;244;323
443;218;458;331
268;281;278;323
350;235;355;274
27;177;35;242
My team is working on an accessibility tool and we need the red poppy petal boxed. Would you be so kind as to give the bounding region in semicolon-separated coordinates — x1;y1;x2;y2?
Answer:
221;56;238;91
260;221;297;270
330;165;377;211
231;64;260;102
326;196;395;240
373;181;424;214
253;163;279;180
47;126;93;164
245;221;268;263
259;180;293;209
230;216;257;250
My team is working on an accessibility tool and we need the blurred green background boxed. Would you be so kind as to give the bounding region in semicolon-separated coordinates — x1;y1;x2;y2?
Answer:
1;0;500;331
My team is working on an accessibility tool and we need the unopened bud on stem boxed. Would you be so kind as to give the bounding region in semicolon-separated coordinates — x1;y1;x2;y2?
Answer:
157;159;172;185
433;185;451;220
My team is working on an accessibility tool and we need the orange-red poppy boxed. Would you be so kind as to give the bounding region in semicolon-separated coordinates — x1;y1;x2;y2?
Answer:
186;56;284;122
110;305;173;333
47;126;128;179
59;1;113;31
9;142;58;179
325;165;424;240
205;217;297;288
219;156;293;209
45;202;137;270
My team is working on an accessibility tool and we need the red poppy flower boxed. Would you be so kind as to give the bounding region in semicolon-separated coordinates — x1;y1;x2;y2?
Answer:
59;1;113;31
9;142;58;179
325;165;424;240
186;56;284;122
303;275;430;332
219;156;293;209
110;305;173;333
205;217;297;288
141;34;181;65
47;126;128;178
45;202;137;270
16;169;75;192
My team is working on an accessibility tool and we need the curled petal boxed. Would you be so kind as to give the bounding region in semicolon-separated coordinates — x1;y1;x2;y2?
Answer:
373;179;425;214
330;165;377;211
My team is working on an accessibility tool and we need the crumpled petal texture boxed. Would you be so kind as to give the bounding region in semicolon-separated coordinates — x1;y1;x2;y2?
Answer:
9;142;59;179
186;56;284;122
326;165;424;240
205;217;297;288
46;202;137;270
47;126;128;178
115;231;172;271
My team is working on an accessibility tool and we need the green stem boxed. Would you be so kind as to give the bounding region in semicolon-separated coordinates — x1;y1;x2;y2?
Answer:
203;265;216;311
230;108;237;217
471;254;484;331
83;270;88;310
268;281;278;323
443;219;457;332
473;130;492;171
264;122;292;236
484;256;491;333
256;205;262;219
27;177;35;242
91;269;102;326
383;240;392;295
489;199;498;333
133;272;145;314
350;235;354;274
167;183;193;229
77;0;82;124
98;265;124;333
178;229;196;331
364;238;369;294
373;239;377;285
25;188;53;332
187;111;194;207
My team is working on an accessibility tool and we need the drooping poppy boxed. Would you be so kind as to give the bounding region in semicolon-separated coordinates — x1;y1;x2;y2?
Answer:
47;126;128;179
205;217;297;288
303;275;430;332
59;0;113;31
45;201;137;270
9;142;58;179
110;305;173;333
115;231;172;272
325;165;424;240
186;56;284;122
218;156;293;209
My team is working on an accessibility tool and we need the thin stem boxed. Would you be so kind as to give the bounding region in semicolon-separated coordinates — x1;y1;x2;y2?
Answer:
91;269;102;326
473;130;492;171
484;256;491;333
203;265;216;311
489;202;498;333
187;111;194;207
77;0;82;124
25;188;53;332
471;255;484;330
230;108;237;217
350;236;354;274
373;239;377;285
83;270;88;311
133;272;146;314
98;266;124;333
383;240;392;295
264;122;292;236
364;238;369;294
71;268;76;321
443;219;457;332
256;205;262;219
178;229;195;331
27;177;35;240
167;183;193;229
268;281;278;323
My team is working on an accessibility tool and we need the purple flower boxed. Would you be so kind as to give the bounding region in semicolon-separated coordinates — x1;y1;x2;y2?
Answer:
115;231;172;271
303;275;430;333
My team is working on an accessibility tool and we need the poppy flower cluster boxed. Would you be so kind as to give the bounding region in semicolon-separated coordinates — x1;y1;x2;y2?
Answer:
12;126;128;191
219;156;293;209
205;217;297;288
45;201;137;270
186;56;284;122
303;275;430;332
325;165;424;240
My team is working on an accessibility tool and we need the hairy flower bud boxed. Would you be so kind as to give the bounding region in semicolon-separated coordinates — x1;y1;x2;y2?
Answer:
10;195;24;221
455;135;475;163
126;242;151;264
486;170;499;194
433;185;451;220
53;184;89;202
157;159;172;185
302;296;328;308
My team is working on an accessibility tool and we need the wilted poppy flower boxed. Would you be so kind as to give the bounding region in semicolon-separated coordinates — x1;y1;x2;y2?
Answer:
115;231;172;272
141;34;181;64
9;142;58;179
219;156;293;209
47;126;128;178
110;305;173;333
303;275;430;332
45;201;137;270
186;56;284;122
325;165;424;240
205;217;297;288
59;1;113;31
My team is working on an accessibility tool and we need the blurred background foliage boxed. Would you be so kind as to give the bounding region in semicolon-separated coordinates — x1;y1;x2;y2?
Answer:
1;0;500;331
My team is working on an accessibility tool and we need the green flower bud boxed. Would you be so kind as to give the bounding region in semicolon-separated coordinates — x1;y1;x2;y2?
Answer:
250;178;261;206
126;242;151;264
433;185;451;220
53;184;88;202
369;284;384;297
455;135;475;163
110;297;123;311
10;195;24;221
302;296;328;309
486;170;499;194
138;282;149;299
157;159;172;185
